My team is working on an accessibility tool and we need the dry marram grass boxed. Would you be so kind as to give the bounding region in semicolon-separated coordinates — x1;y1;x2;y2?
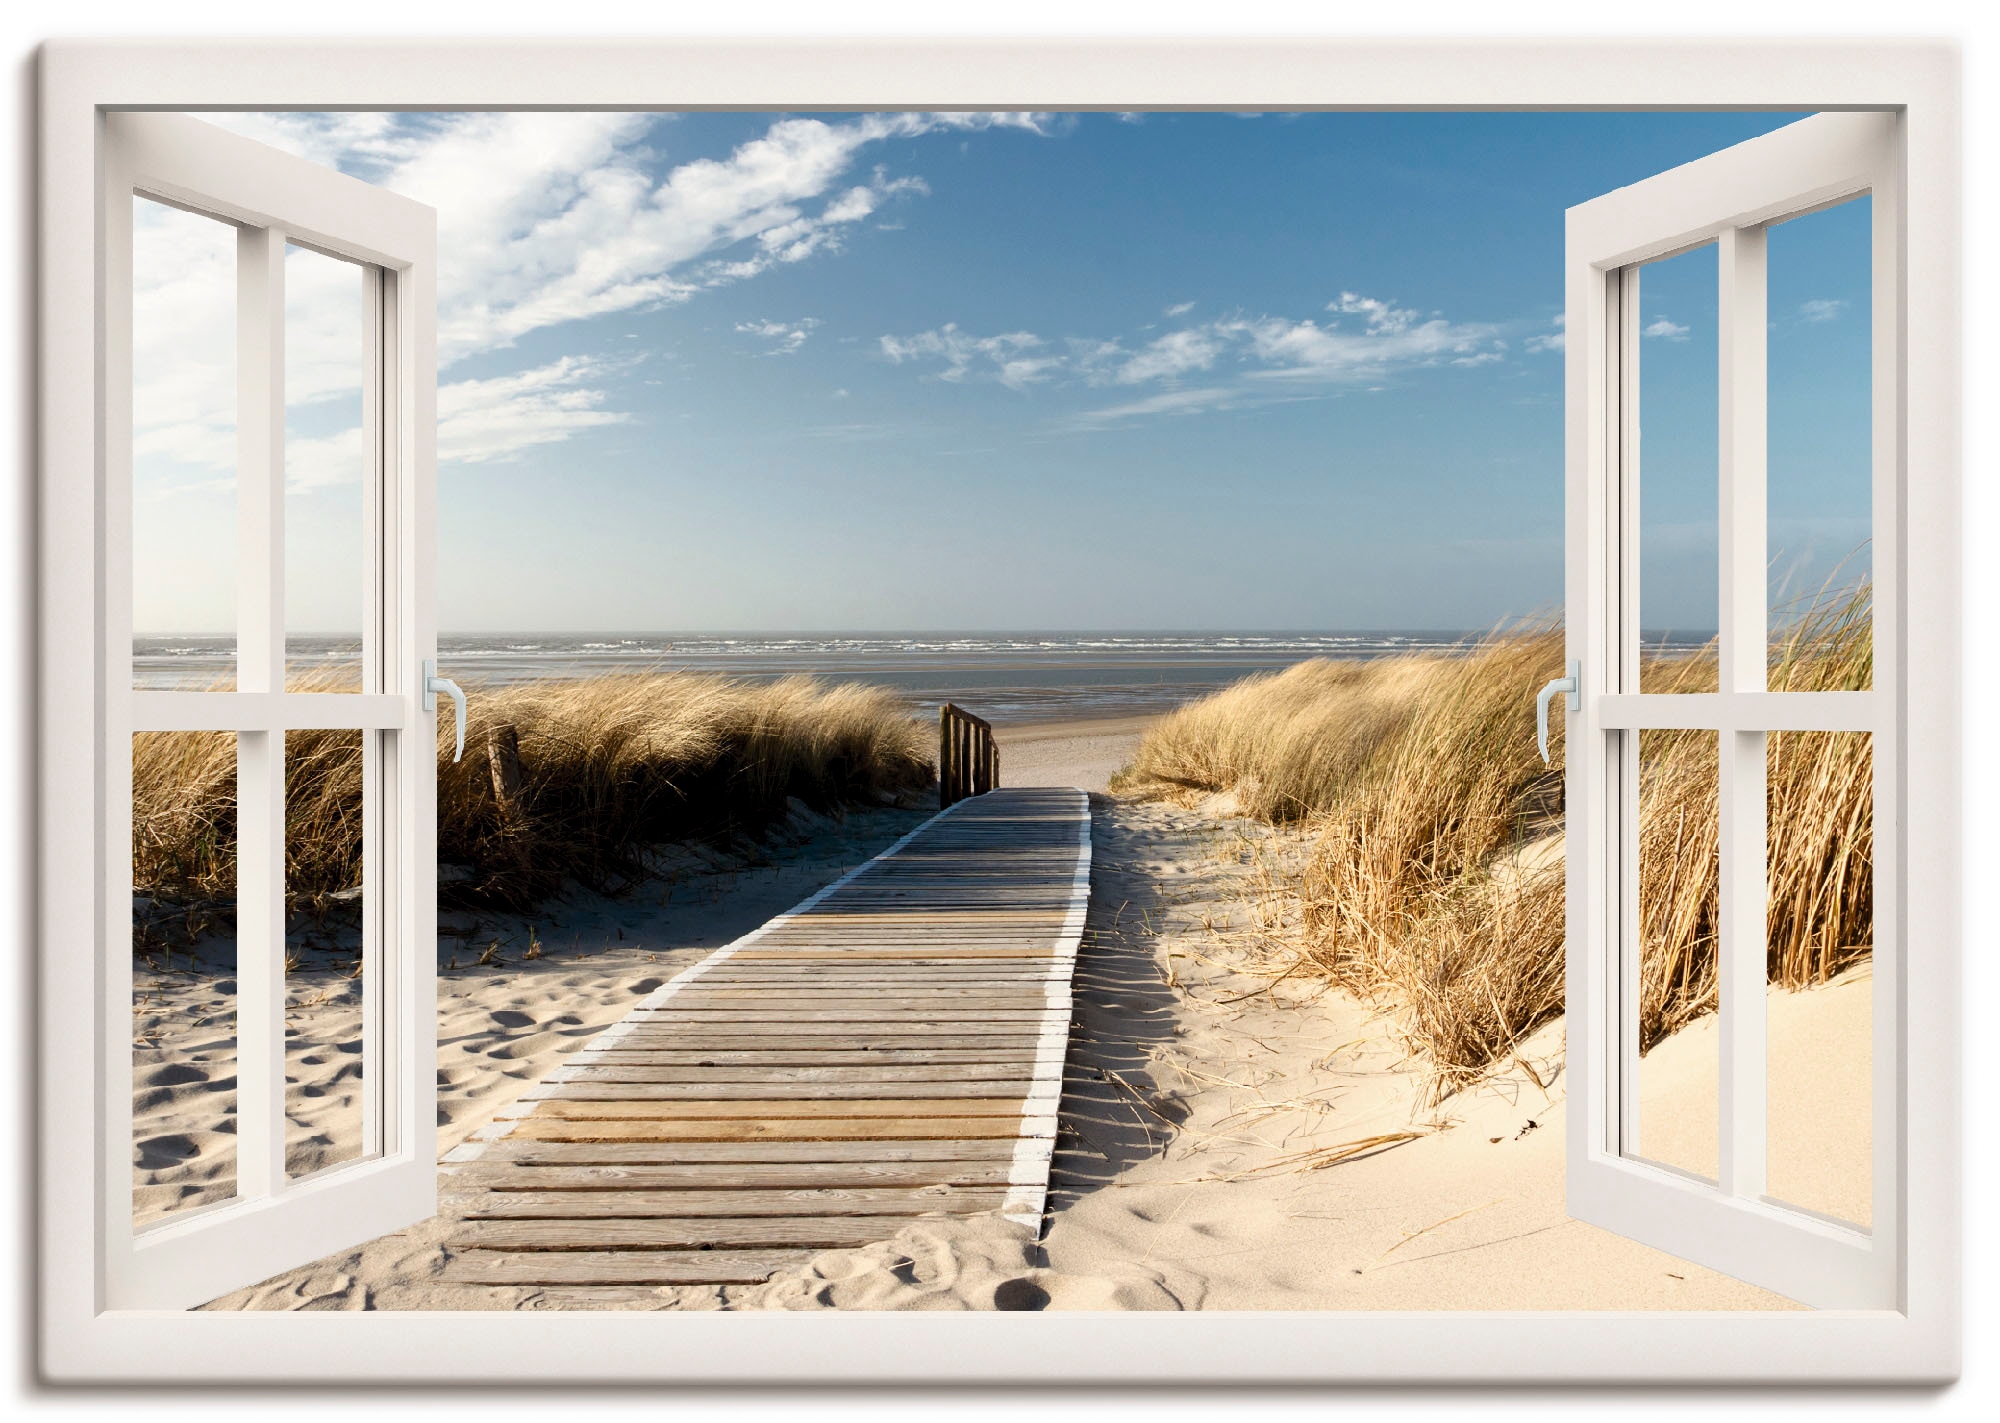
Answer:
1116;586;1873;1093
132;671;934;933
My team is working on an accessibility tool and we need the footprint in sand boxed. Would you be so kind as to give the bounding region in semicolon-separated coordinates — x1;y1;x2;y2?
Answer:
486;1031;564;1060
144;1062;210;1087
133;1133;203;1170
488;1009;536;1030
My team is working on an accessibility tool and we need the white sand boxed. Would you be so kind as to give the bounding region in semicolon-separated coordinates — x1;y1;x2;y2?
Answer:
189;775;1867;1313
994;715;1154;795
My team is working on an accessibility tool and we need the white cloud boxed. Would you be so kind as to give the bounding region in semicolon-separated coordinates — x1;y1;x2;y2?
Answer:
1064;386;1243;428
1093;328;1222;385
436;355;634;465
1525;313;1566;354
736;318;821;355
1799;298;1848;323
1327;291;1420;334
1163;300;1195;317
882;291;1508;426
879;324;1058;389
1643;317;1691;341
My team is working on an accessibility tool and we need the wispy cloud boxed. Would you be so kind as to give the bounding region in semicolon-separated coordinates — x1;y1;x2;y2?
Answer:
882;291;1507;428
1163;300;1195;317
1798;298;1848;323
736;318;821;355
1525;313;1565;354
437;355;635;465
879;324;1063;389
1643;316;1690;341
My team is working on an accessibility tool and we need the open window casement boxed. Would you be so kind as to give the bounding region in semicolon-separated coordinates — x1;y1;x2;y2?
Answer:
98;111;439;1311
1562;111;1901;1311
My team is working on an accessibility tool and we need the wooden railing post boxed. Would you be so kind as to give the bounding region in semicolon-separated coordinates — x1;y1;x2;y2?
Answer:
938;703;1001;808
487;722;523;816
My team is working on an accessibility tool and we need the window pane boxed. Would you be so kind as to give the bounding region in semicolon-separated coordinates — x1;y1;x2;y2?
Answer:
1765;729;1872;1226
131;197;237;691
132;732;239;1225
285;244;369;692
285;728;370;1178
1634;244;1720;693
1767;197;1872;691
1629;728;1720;1181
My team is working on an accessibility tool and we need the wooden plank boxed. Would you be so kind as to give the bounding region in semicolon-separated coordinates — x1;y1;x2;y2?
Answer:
519;1097;1028;1120
550;1064;1042;1086
500;1116;1034;1143
602;1022;1050;1037
441;1250;809;1287
450;1138;1025;1167
624;1007;1064;1015
527;1080;1037;1100
443;1161;1022;1190
574;1050;1042;1066
455;1212;954;1254
458;1187;1009;1219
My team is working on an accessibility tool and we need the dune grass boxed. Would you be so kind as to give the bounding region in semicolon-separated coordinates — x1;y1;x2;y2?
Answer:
132;671;935;934
1115;585;1873;1094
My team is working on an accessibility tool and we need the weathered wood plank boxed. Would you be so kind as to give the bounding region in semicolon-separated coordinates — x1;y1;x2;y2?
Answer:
526;1079;1037;1100
519;1097;1028;1121
458;1187;1009;1219
576;1047;1032;1063
442;1250;809;1287
449;1138;1026;1167
454;1215;935;1252
501;1115;1035;1143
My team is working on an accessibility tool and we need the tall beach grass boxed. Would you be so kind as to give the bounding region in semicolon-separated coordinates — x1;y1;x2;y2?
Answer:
132;671;935;930
1116;584;1873;1094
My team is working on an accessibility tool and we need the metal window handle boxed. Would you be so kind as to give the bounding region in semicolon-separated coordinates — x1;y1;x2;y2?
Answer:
1536;660;1581;766
422;658;466;763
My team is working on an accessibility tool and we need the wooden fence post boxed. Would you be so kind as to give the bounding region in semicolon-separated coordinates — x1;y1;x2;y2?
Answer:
487;722;523;815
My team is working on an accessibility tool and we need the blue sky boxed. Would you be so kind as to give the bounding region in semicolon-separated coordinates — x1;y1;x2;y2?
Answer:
129;110;1874;637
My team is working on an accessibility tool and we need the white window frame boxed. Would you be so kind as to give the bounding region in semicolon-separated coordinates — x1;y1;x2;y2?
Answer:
1563;111;1905;1312
36;38;1960;1384
97;110;440;1313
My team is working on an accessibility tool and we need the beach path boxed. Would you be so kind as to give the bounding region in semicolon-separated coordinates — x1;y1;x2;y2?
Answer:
436;787;1091;1293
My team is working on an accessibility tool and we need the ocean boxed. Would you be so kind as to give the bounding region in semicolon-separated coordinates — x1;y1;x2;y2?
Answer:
130;629;1704;725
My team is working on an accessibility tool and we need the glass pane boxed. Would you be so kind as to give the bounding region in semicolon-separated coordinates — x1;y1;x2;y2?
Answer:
286;728;370;1178
132;732;239;1225
1767;197;1873;692
131;197;237;691
1630;728;1720;1181
1765;730;1873;1226
285;244;368;692
1635;243;1720;692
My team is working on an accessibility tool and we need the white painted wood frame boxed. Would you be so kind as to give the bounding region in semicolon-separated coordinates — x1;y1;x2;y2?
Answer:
1564;111;1901;1313
37;39;1958;1385
92;111;438;1312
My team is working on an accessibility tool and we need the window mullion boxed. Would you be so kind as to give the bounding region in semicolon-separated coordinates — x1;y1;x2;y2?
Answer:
1717;224;1770;1201
234;224;288;1200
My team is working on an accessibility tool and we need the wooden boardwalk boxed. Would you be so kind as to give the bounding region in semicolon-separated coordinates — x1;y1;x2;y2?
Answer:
438;786;1091;1291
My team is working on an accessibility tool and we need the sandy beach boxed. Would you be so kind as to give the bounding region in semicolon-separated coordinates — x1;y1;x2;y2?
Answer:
993;715;1154;794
